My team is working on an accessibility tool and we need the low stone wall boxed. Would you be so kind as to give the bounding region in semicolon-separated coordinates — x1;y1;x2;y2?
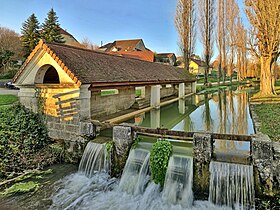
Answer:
91;88;135;119
18;85;95;162
160;84;178;98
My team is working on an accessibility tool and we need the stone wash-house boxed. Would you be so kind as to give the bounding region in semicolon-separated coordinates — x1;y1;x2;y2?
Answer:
155;53;177;66
13;40;196;143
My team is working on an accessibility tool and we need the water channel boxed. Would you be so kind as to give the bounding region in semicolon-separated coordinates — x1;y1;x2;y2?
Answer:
2;86;257;210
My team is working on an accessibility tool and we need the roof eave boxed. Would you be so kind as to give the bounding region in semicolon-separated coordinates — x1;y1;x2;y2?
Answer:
89;79;196;90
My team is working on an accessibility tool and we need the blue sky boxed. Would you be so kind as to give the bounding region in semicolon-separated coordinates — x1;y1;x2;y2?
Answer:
0;0;248;58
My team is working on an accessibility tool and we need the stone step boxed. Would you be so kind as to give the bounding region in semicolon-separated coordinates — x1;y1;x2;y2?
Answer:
132;98;150;109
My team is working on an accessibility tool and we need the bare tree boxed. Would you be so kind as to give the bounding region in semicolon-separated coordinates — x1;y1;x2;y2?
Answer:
226;0;239;83
80;37;99;50
216;0;226;85
198;0;215;85
0;27;23;73
175;0;196;72
236;18;248;80
245;0;280;96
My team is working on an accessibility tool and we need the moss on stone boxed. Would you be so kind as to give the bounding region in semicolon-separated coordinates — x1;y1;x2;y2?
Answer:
1;181;39;196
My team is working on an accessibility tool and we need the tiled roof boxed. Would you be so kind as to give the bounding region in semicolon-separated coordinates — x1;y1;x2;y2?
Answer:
191;58;207;67
100;39;149;52
14;40;195;86
107;51;154;62
157;53;176;58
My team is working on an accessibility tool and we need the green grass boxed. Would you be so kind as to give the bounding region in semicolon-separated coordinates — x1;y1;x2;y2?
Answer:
253;104;280;142
135;89;142;97
100;90;118;96
197;75;237;84
0;94;18;106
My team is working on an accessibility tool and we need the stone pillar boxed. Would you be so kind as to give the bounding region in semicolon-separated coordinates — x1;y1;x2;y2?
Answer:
179;83;185;98
79;84;91;120
193;133;213;200
178;99;185;114
113;126;133;157
151;85;160;108
112;126;134;177
17;86;38;112
192;81;197;93
150;109;160;128
252;134;274;196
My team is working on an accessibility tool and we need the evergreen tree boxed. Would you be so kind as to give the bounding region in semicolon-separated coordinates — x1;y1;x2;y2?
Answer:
21;14;40;57
41;8;65;43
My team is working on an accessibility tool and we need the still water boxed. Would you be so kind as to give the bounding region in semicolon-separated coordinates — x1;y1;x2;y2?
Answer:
127;87;254;135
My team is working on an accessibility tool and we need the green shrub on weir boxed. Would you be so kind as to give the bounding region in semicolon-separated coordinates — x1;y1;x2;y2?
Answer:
150;140;173;187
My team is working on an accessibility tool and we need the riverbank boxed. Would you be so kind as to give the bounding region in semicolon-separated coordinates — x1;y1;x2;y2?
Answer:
196;80;242;93
0;164;77;210
251;104;280;142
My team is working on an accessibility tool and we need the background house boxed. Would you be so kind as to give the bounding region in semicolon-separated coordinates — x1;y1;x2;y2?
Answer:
99;39;154;62
59;28;82;47
106;51;154;62
99;39;150;52
189;58;207;75
155;53;177;66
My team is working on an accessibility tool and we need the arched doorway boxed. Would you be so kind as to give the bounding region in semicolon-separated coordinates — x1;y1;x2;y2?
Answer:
43;66;60;84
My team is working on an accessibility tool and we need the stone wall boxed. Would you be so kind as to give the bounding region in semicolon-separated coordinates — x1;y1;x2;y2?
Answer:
160;84;178;98
18;86;39;112
91;87;136;119
250;105;280;196
39;86;81;140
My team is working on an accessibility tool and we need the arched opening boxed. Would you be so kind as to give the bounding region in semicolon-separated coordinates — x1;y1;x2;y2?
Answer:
43;66;60;84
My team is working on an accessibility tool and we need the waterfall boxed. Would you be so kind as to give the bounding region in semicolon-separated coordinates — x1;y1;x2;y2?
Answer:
78;142;110;177
209;161;255;210
162;155;193;208
119;148;150;195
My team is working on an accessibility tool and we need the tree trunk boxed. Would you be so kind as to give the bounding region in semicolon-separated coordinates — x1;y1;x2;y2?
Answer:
218;62;221;85
184;49;190;73
260;56;276;96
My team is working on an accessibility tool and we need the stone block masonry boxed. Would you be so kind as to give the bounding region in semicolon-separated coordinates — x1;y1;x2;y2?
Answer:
91;88;135;119
252;134;280;196
193;133;213;200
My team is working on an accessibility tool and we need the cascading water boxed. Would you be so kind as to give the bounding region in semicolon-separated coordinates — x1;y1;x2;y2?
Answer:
50;143;248;210
78;141;110;177
119;148;150;195
209;161;255;210
162;155;193;208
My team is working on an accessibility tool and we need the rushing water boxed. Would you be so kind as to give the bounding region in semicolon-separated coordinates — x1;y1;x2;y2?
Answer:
78;141;110;176
209;161;255;210
119;149;150;195
49;144;249;210
162;155;193;208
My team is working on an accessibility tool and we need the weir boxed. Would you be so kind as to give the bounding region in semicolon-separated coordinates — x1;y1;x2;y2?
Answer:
162;155;193;208
78;142;110;177
51;137;256;210
119;148;150;195
209;161;255;209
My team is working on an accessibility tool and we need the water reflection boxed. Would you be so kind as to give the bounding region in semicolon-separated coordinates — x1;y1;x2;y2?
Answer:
130;87;254;135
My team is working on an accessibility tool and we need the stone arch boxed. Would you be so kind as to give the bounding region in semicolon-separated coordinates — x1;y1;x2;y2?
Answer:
35;64;60;84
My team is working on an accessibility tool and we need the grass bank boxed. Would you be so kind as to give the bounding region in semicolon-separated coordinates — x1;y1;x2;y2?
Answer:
252;104;280;142
0;94;18;106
